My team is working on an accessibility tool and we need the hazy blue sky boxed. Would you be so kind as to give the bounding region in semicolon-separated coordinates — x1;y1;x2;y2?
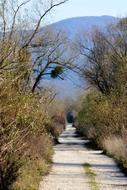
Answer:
49;0;127;23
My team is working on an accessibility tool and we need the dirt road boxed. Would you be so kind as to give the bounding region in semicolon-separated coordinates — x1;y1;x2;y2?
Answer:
39;125;127;190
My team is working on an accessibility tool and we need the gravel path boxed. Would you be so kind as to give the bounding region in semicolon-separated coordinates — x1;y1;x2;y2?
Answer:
39;125;127;190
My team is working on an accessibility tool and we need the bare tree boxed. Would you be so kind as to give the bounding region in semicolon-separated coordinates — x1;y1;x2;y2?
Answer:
77;19;127;95
0;0;81;94
0;0;68;68
28;28;79;92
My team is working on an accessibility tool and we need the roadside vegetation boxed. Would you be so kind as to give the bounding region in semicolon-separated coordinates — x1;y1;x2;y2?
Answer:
0;0;71;190
1;0;127;189
75;17;127;174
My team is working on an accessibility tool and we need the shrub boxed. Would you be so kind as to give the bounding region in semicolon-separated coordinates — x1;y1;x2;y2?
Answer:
75;90;127;172
0;63;65;189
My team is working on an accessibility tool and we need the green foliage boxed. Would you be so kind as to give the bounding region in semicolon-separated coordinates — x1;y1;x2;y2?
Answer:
11;158;50;190
0;154;22;190
51;66;64;78
78;91;125;135
84;163;99;190
76;89;127;171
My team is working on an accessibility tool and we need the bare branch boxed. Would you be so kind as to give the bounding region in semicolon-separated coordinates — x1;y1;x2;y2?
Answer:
9;0;31;40
22;0;68;48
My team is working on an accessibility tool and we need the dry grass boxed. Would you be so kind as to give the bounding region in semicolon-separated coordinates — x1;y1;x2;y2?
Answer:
102;135;127;170
103;136;127;160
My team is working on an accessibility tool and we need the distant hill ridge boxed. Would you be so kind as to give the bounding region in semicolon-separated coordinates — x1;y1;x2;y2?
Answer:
47;15;118;36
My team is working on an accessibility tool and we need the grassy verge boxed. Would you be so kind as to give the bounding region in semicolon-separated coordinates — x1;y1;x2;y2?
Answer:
83;163;100;190
11;157;51;190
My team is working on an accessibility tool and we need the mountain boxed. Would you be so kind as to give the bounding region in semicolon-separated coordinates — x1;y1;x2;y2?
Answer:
49;15;118;37
41;16;118;99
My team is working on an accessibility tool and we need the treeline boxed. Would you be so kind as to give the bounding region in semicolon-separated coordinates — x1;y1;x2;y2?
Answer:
75;18;127;173
0;1;70;190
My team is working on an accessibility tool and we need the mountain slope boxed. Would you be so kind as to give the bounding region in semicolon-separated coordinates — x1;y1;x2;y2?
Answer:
49;15;118;36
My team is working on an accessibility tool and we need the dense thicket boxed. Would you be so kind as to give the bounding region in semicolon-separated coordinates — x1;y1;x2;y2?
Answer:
0;0;69;189
75;18;127;172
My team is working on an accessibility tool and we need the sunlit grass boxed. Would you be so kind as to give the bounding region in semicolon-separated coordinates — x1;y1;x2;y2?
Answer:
11;158;50;190
84;163;100;190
